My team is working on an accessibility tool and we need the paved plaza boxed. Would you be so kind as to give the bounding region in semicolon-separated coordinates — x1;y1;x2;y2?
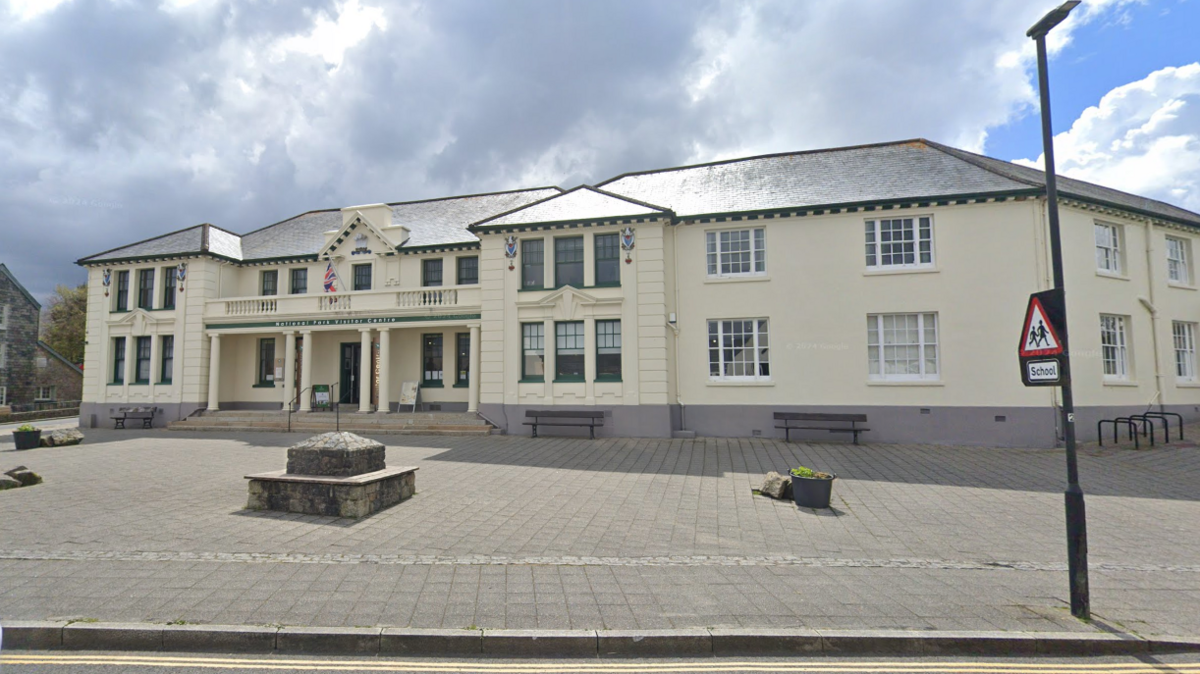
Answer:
1;428;1199;638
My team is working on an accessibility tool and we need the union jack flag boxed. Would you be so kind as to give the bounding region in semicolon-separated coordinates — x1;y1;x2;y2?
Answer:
323;261;338;292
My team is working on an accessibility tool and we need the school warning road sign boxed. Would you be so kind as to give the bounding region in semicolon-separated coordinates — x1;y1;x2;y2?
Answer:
1018;288;1068;387
1020;295;1064;357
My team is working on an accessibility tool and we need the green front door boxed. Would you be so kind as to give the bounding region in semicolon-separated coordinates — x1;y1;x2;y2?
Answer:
340;342;360;405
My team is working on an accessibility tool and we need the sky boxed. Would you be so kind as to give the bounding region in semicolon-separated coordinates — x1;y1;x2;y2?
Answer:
0;0;1197;299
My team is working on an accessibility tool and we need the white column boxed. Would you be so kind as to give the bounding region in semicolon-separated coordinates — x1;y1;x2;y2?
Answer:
124;336;135;393
207;334;221;411
299;330;313;412
148;334;160;394
584;318;596;404
468;324;481;413
543;318;555;402
377;329;391;414
359;328;373;413
283;331;296;411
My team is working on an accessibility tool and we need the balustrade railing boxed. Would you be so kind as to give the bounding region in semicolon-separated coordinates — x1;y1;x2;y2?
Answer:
318;295;352;311
225;298;277;315
397;288;458;307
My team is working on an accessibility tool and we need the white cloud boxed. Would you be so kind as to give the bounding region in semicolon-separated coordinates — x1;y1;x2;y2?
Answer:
272;0;388;71
5;0;72;22
1016;63;1200;212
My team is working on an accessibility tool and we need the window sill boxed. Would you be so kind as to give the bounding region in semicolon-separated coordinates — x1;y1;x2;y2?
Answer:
1095;271;1130;282
1167;282;1197;291
253;383;276;388
866;379;944;386
131;381;149;386
594;376;623;383
553;377;586;383
110;310;131;314
706;379;774;387
519;377;545;384
863;266;938;277
1102;379;1138;387
704;275;769;285
422;381;445;389
1175;381;1200;388
148;307;176;312
108;382;125;386
452;383;470;388
456;281;479;287
159;380;173;386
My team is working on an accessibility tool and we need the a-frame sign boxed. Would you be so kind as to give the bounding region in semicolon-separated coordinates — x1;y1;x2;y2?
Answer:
1019;288;1068;386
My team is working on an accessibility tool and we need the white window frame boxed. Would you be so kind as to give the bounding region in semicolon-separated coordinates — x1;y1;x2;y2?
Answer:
868;313;940;381
1100;314;1130;380
707;318;771;382
1173;321;1197;383
35;386;54;401
0;386;6;406
1166;236;1192;285
706;228;766;278
1095;222;1123;275
865;216;934;269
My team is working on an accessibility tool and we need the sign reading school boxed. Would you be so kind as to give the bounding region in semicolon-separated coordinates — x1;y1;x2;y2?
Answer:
1018;289;1068;387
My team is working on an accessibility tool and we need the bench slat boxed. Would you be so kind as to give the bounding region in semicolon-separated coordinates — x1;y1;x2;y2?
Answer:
525;410;605;419
523;421;604;427
774;412;868;423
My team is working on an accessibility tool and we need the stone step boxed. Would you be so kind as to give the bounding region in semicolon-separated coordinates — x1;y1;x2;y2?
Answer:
168;423;492;436
180;418;490;428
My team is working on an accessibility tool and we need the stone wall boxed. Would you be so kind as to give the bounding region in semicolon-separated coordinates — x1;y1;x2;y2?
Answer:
0;272;41;407
247;470;415;519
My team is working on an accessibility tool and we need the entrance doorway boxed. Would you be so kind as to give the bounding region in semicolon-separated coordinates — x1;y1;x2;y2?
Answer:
340;342;360;405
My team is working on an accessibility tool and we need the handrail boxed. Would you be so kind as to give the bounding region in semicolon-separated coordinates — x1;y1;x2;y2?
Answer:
285;382;340;433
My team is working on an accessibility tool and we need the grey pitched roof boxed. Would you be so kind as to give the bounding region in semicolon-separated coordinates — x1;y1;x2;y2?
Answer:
0;263;41;309
927;141;1200;227
472;186;669;228
37;340;83;374
391;187;563;248
79;225;206;264
597;140;1036;218
80;188;563;265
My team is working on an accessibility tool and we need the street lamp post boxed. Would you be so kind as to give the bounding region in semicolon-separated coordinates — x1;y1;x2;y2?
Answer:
1027;0;1089;620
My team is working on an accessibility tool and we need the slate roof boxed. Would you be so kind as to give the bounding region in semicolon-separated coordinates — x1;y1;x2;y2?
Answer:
37;340;83;374
79;187;562;265
390;188;563;248
0;263;41;309
473;186;670;229
598;139;1200;227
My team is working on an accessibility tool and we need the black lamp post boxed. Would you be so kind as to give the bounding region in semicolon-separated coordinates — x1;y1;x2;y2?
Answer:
1027;0;1089;620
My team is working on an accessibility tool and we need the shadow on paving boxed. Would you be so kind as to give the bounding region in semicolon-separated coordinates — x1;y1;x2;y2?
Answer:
4;427;1199;502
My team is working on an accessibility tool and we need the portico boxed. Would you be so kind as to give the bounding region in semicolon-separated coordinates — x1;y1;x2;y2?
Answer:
203;319;482;415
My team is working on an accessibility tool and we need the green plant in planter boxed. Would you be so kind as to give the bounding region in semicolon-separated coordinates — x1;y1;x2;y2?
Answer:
790;466;832;479
16;424;39;433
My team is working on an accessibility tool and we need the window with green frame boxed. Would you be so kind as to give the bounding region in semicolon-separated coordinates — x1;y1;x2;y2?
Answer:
114;270;129;311
595;233;620;286
455;332;470;387
257;338;276;386
555;321;585;381
261;270;278;296
112;337;126;383
596;319;621;380
160;335;174;384
137;269;154;309
422;334;444;385
521;323;544;381
521;239;544;289
134;336;152;383
162;267;176;309
555;237;584;288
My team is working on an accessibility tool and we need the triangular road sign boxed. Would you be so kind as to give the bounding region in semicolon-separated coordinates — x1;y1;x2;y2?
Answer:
1020;297;1064;357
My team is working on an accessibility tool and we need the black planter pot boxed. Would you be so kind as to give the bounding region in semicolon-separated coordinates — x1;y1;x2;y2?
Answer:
13;430;42;451
791;473;836;509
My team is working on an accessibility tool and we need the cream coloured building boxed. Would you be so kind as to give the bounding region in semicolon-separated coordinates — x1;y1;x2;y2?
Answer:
78;139;1200;446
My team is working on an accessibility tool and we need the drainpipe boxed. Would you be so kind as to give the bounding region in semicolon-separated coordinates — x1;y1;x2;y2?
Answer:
1142;220;1166;411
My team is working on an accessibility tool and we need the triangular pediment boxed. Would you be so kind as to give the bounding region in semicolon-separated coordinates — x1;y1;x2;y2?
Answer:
517;285;622;321
111;309;168;332
319;214;395;259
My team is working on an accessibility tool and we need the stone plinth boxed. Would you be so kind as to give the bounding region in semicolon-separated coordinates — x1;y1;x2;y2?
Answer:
287;432;385;476
246;467;416;518
245;432;416;519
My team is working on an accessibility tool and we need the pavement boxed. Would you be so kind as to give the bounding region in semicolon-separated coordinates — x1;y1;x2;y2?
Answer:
1;427;1199;655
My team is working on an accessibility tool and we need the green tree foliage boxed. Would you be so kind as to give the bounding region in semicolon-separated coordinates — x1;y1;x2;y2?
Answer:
42;283;87;365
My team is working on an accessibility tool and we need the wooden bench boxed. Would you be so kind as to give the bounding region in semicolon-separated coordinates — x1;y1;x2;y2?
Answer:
774;412;869;444
524;410;605;439
111;406;159;429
